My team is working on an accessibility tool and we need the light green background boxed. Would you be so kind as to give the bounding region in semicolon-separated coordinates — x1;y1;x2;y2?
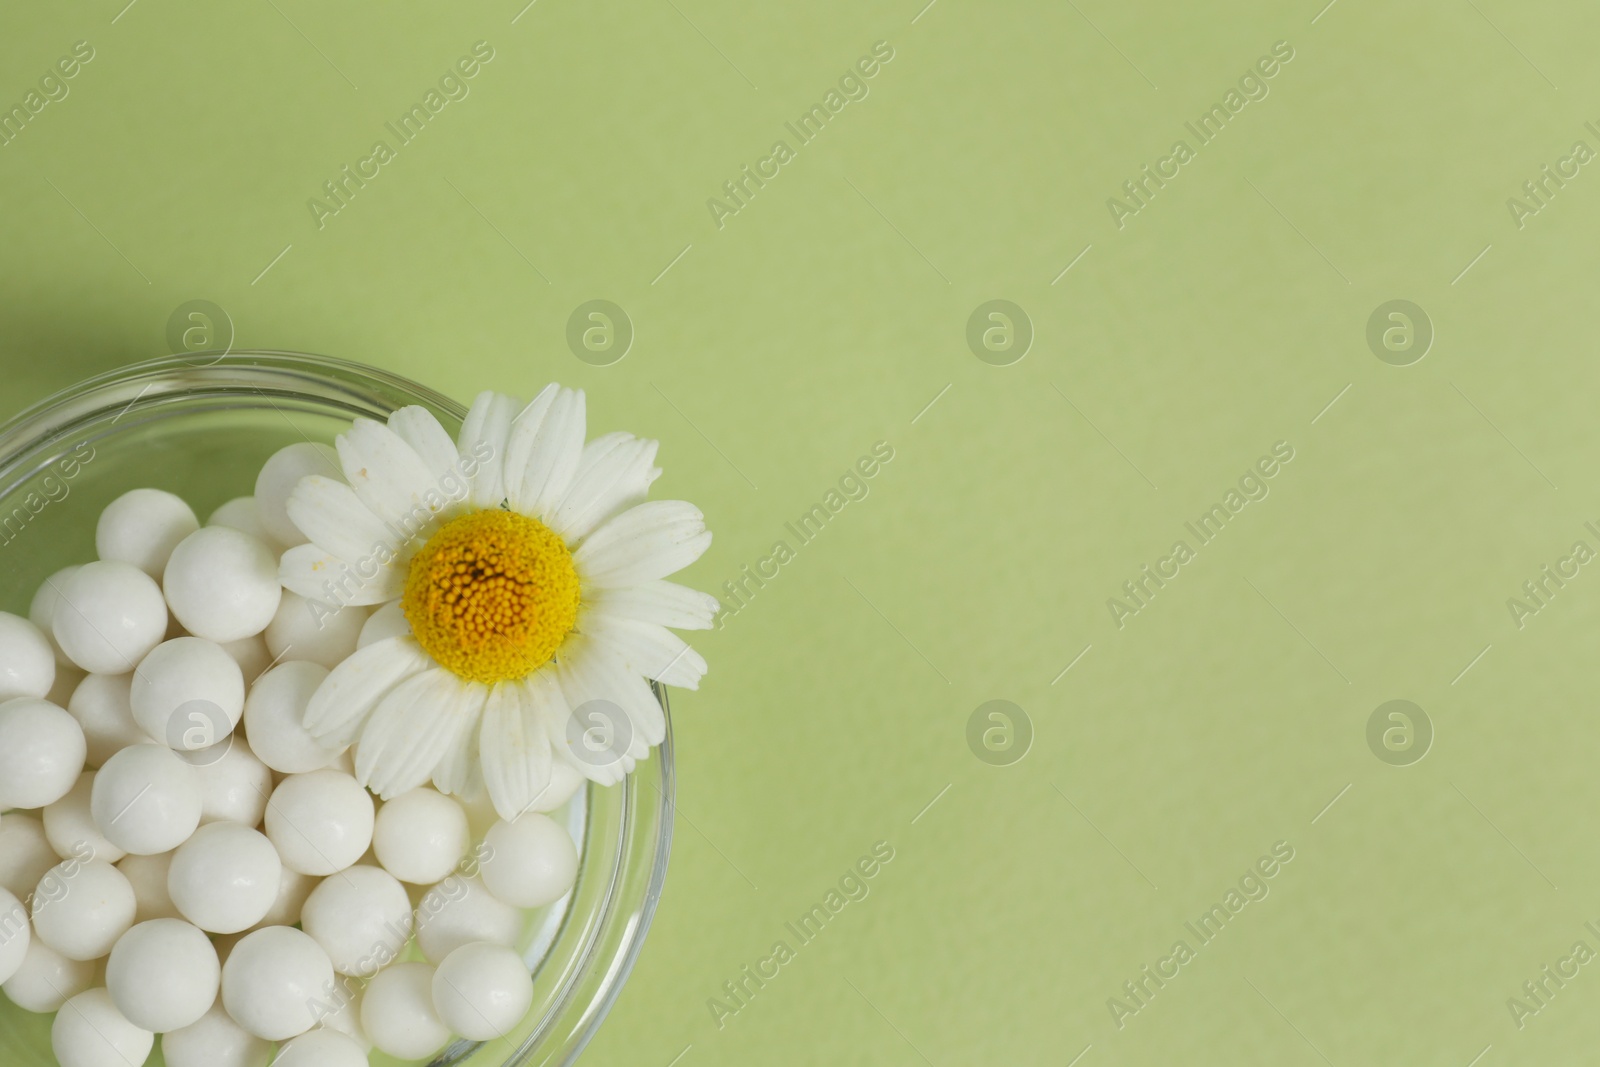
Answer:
4;1;1600;1063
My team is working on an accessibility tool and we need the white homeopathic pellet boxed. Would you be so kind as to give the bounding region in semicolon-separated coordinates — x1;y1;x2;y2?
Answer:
52;561;169;675
95;488;200;579
480;813;580;909
300;863;413;976
264;770;374;877
243;662;343;774
273;1028;370;1067
415;875;526;963
314;986;371;1051
255;442;340;547
117;851;182;923
163;527;282;643
31;859;137;961
29;564;81;665
66;673;149;768
220;926;336;1041
372;786;469;885
105;918;221;1033
218;633;273;684
43;772;127;864
186;736;273;826
361;961;452;1061
168;822;283;934
0;696;86;810
51;988;155;1067
129;636;245;751
265;591;368;670
161;1001;274;1067
1;937;96;1012
0;814;58;899
433;941;535;1041
257;866;320;929
89;743;202;855
0;886;32;985
208;496;278;547
0;611;56;702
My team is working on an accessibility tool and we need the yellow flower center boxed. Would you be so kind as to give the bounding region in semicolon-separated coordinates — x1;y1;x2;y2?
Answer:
402;509;581;684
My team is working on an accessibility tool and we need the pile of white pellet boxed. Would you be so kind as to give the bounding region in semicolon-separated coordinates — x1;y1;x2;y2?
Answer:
0;444;583;1067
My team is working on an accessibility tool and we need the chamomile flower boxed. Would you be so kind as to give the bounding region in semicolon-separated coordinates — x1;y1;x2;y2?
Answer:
278;385;716;819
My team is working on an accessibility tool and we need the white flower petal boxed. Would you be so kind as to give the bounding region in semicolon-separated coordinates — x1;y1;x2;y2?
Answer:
573;500;711;588
581;609;707;690
388;406;461;482
336;419;448;544
550;433;661;543
557;635;664;757
500;384;559;509
286;475;395;564
479;676;558;821
432;705;483;799
458;391;521;508
511;388;586;522
586;580;719;631
303;635;432;745
280;544;404;607
356;669;488;799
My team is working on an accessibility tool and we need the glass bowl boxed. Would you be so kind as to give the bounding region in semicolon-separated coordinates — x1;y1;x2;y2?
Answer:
0;352;673;1067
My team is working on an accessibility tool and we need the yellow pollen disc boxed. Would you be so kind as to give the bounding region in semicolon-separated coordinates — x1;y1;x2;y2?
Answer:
402;509;581;684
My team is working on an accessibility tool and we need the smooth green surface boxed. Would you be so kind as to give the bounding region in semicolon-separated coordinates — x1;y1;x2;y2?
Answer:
3;1;1599;1063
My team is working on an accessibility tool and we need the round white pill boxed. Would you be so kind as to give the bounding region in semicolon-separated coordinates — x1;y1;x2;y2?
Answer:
186;736;272;826
357;601;410;649
273;1028;369;1067
373;787;468;885
415;875;525;963
44;772;126;864
0;886;31;984
168;822;283;934
30;565;81;665
243;662;343;774
258;865;320;929
66;672;149;769
164;527;282;643
51;987;154;1067
218;634;273;684
208;496;277;546
221;926;335;1041
90;743;202;855
117;851;182;923
31;859;136;960
266;592;368;671
1;936;96;1012
161;1001;274;1067
256;442;341;547
0;814;59;899
433;941;534;1040
265;770;374;877
0;697;86;810
481;813;579;909
301;864;412;977
96;488;200;578
106;918;220;1032
361;961;451;1060
314;984;371;1050
129;637;244;752
52;561;169;675
0;612;55;702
